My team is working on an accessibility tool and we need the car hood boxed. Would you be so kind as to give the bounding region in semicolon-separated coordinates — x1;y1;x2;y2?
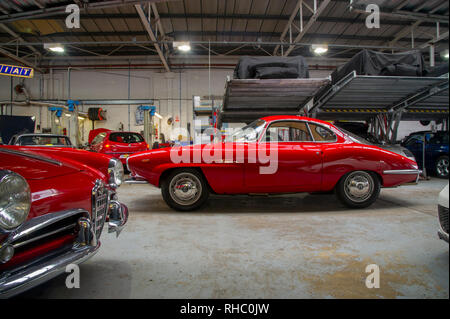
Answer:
0;148;82;180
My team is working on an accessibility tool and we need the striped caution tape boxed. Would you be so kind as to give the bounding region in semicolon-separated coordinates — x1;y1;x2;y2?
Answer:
321;108;448;114
407;109;449;113
322;108;388;113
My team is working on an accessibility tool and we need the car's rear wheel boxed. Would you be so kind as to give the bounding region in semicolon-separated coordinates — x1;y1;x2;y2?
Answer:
435;155;449;179
161;168;209;211
335;171;380;208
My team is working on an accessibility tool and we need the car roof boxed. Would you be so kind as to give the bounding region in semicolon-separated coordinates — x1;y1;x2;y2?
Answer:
259;115;333;127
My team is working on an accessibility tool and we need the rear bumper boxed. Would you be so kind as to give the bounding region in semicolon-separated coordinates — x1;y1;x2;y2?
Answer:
382;169;422;185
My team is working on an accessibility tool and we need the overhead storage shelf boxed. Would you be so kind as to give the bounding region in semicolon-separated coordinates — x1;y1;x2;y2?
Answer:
313;71;449;120
220;78;330;124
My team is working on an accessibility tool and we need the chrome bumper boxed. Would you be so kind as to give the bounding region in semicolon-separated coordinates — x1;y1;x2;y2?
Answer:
0;200;129;298
0;243;100;299
383;169;422;184
108;201;129;237
438;229;449;243
124;178;148;184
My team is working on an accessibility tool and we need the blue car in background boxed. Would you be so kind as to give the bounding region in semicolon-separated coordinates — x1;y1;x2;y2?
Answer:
401;131;449;179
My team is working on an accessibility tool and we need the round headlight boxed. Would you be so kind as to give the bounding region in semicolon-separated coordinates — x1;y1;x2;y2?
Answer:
0;170;31;230
108;159;124;188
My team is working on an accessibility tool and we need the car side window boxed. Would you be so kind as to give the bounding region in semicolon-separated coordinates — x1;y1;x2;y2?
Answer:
308;123;336;142
92;132;106;145
265;121;312;142
405;134;422;146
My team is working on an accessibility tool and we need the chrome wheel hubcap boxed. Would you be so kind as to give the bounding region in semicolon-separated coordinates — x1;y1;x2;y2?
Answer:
437;159;449;177
169;173;202;206
344;172;374;203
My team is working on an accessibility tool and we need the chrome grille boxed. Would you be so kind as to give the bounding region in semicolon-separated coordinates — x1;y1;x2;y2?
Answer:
92;180;108;239
438;205;449;234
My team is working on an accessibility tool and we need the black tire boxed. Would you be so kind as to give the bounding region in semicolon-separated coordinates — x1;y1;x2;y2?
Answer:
335;171;381;209
435;155;449;179
161;168;209;211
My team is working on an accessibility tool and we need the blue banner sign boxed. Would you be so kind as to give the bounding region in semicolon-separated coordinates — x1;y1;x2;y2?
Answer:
0;64;34;78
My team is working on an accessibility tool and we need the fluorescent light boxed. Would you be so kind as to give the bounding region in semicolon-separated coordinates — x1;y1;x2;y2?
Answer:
65;113;72;117
44;43;65;53
441;49;449;60
173;41;191;52
78;116;85;120
154;112;163;120
311;44;328;55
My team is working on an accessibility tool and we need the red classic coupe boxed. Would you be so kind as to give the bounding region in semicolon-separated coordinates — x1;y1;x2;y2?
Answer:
89;130;149;165
126;116;420;211
0;145;128;298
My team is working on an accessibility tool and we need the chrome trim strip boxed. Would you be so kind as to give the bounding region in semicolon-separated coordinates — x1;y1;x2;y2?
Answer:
0;148;62;166
383;169;421;175
0;243;100;298
3;209;88;246
12;223;77;249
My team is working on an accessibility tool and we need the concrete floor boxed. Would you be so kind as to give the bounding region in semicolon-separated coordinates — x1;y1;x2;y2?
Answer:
21;177;448;299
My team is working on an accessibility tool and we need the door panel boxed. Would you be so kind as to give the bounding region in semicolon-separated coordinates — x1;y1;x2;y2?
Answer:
244;142;322;193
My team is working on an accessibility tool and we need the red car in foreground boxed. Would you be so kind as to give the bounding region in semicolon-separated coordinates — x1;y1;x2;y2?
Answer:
0;146;128;298
126;116;420;211
89;130;149;165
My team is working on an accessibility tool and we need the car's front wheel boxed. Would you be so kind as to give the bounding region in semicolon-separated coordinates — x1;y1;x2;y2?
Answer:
161;168;209;211
435;155;449;179
335;171;380;208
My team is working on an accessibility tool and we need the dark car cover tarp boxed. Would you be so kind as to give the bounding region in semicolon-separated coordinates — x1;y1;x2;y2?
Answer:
331;49;426;84
314;49;427;103
233;56;310;79
426;63;449;77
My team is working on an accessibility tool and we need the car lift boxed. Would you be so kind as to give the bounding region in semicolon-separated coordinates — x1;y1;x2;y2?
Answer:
218;77;331;127
309;71;449;143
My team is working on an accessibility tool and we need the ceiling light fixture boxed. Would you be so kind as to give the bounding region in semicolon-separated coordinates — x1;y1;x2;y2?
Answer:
44;43;65;53
173;41;191;52
154;112;163;120
311;44;328;55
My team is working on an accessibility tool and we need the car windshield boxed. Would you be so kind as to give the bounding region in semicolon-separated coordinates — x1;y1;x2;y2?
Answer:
109;132;144;143
339;128;374;145
17;135;71;146
226;120;266;142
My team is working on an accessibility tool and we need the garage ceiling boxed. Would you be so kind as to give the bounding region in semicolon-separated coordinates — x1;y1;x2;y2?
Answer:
0;0;448;65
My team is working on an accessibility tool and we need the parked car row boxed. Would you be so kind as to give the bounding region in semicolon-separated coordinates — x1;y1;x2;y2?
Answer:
1;116;446;297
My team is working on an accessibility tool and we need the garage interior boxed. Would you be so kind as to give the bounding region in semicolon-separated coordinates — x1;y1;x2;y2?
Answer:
0;0;449;299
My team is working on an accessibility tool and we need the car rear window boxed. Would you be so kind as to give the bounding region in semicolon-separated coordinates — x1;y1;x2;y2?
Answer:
109;132;144;143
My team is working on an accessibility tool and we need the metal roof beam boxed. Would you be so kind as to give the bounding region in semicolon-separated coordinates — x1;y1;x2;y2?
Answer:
274;0;303;55
0;23;41;57
284;0;331;56
31;0;45;9
6;0;23;12
0;0;175;23
352;5;449;24
0;47;43;72
135;4;170;72
0;31;439;44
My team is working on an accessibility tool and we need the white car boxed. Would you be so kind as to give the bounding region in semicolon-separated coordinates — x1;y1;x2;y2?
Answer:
438;183;449;243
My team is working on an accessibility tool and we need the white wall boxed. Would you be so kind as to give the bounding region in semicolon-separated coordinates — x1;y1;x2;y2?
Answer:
0;68;234;145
